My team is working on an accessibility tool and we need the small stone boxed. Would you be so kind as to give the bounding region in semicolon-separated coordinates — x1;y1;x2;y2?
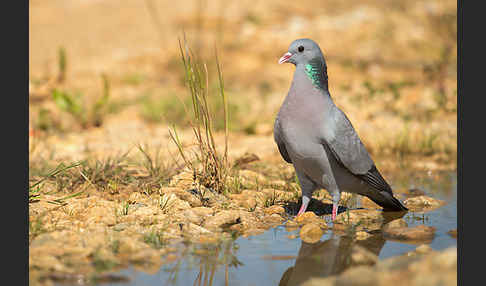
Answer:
295;212;319;225
351;245;378;266
404;195;446;212
118;237;148;254
332;223;348;235
383;218;408;231
232;152;259;168
30;233;53;247
240;197;258;209
383;225;436;244
229;223;245;233
264;205;285;216
31;255;67;272
127;192;144;204
447;229;457;238
340;192;353;205
192;207;214;217
334;209;384;225
300;223;324;243
334;266;376;286
242;228;265;237
176;189;204;207
268;180;287;189
355;231;371;240
198;234;220;244
165;253;178;263
415;244;433;254
168;169;195;190
102;214;116;226
182;209;204;225
203;210;240;230
263;213;285;224
130;248;159;263
406;188;426;197
132;205;158;218
285;219;299;227
183;223;211;236
113;223;130;232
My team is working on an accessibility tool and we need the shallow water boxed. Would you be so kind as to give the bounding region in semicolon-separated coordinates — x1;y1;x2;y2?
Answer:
57;170;457;286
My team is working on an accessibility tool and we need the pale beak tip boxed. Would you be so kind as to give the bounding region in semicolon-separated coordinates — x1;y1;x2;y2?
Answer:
278;52;292;64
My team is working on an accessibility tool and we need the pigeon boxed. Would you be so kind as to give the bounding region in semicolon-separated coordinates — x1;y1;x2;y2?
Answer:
274;38;407;220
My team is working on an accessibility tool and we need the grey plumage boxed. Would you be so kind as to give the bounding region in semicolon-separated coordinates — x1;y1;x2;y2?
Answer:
275;38;407;219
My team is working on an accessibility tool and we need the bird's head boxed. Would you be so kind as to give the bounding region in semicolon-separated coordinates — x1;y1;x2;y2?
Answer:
278;38;325;66
279;38;329;89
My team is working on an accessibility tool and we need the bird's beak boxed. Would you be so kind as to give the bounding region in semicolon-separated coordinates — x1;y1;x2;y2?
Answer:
278;52;292;64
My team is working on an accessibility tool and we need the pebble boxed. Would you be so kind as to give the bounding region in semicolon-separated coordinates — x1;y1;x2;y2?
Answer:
383;225;436;244
300;223;324;244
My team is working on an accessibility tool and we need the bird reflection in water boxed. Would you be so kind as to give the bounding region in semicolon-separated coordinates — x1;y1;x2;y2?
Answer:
279;212;406;286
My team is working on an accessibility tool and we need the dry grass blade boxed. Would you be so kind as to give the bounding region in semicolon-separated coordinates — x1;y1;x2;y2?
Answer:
29;161;83;204
29;162;82;192
169;36;229;193
215;47;228;165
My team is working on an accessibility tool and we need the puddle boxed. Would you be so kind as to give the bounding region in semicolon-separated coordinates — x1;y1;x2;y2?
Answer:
55;170;457;286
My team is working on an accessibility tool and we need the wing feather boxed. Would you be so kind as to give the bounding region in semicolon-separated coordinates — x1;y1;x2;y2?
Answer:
323;107;392;194
274;118;292;164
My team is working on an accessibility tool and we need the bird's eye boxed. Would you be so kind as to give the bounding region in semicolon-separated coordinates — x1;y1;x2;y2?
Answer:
298;46;304;52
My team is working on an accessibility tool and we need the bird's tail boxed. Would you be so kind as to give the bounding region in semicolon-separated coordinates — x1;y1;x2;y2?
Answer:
367;191;408;212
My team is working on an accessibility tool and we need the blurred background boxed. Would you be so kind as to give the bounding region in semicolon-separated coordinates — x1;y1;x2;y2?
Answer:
29;0;457;167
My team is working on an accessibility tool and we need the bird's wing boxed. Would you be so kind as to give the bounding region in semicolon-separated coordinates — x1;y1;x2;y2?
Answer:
274;118;292;163
322;107;393;194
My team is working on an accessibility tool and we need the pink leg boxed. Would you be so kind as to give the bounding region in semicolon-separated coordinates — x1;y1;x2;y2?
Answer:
297;203;307;216
296;195;311;217
331;204;337;221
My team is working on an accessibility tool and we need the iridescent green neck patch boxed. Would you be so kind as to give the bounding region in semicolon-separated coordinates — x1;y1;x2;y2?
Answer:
305;64;320;86
304;58;328;90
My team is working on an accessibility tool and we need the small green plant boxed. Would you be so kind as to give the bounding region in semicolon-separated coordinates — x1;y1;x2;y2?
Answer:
58;46;67;83
143;230;166;249
262;191;277;208
419;131;439;156
29;214;46;243
158;193;175;213
110;239;120;254
221;201;230;210
392;124;411;158
51;73;111;129
137;143;174;185
92;248;119;272
386;80;415;100
118;201;130;216
362;80;384;99
122;72;146;86
35;107;61;132
76;153;133;192
225;175;242;195
106;179;119;194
